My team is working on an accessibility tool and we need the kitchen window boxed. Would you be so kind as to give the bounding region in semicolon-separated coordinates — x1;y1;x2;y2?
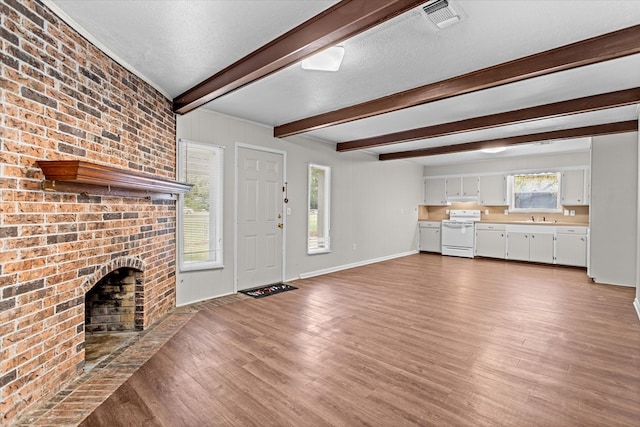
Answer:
178;139;224;271
509;172;561;212
308;163;331;254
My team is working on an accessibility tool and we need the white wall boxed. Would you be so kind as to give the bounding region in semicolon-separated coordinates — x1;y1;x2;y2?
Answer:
590;131;638;287
636;117;640;320
175;110;423;305
423;151;590;176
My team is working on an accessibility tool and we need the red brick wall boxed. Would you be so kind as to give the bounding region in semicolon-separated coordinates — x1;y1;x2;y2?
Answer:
0;0;178;423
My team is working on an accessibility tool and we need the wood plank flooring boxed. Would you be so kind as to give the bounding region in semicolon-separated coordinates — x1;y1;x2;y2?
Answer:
80;254;640;426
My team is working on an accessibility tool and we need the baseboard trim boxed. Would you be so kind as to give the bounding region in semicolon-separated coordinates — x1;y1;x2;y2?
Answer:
175;291;236;307
634;298;640;322
295;250;419;280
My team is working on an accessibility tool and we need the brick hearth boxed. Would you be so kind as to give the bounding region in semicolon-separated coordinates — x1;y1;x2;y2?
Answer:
0;1;178;424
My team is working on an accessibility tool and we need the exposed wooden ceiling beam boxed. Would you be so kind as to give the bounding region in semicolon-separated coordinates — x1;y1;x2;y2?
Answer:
274;24;640;138
172;0;426;114
378;121;639;161
336;87;640;151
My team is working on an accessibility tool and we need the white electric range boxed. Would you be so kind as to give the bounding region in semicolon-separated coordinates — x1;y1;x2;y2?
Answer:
441;210;481;258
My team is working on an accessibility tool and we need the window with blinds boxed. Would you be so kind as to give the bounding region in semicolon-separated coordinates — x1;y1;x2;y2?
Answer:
178;139;224;270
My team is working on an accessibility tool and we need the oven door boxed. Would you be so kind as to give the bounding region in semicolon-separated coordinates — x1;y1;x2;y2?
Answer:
441;221;475;248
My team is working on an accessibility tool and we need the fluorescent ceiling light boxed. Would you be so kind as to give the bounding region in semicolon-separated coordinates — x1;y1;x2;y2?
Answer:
480;147;507;154
301;46;345;71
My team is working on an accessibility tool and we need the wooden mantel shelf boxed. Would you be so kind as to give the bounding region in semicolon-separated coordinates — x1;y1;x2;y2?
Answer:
37;160;192;200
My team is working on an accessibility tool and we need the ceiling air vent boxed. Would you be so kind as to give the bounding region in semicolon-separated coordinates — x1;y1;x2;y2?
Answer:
422;0;461;29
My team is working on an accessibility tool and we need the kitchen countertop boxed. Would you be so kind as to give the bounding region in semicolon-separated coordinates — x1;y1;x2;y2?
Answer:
478;220;588;227
419;219;589;227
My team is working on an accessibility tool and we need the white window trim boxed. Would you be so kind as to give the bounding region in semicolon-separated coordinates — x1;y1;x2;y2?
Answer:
508;171;562;213
307;163;331;255
177;139;224;272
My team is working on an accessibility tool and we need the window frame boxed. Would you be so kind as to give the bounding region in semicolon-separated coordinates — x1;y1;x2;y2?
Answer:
307;163;331;255
508;171;562;213
177;139;224;272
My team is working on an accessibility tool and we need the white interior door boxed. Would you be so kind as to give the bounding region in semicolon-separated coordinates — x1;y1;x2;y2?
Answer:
237;146;284;290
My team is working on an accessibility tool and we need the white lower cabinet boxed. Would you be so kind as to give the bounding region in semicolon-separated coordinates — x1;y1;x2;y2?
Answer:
529;234;555;263
505;226;555;264
475;224;506;258
470;223;589;267
506;232;530;261
555;227;588;267
419;221;441;253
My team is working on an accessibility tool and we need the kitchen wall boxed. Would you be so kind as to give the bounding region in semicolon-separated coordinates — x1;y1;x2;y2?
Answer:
420;204;589;225
637;119;640;319
420;149;591;224
1;1;177;423
176;110;424;305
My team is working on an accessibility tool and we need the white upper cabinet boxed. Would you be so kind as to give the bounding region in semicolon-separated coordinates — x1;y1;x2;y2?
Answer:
462;176;479;197
444;176;478;199
561;168;589;206
424;177;447;205
478;175;507;206
445;177;462;197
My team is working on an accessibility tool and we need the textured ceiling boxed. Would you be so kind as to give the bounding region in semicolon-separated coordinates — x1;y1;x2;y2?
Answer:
46;0;640;165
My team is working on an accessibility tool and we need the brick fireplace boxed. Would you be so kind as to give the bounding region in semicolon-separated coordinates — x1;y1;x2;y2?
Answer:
84;264;143;334
1;1;179;424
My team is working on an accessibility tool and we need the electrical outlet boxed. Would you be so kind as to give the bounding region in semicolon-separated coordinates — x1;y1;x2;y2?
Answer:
503;209;509;215
570;210;575;216
286;207;291;215
484;209;489;215
445;209;450;214
352;243;357;251
564;209;569;216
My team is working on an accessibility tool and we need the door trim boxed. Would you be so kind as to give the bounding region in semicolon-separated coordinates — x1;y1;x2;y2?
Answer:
234;143;287;293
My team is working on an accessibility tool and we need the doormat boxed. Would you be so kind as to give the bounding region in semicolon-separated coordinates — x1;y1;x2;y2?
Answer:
239;283;297;299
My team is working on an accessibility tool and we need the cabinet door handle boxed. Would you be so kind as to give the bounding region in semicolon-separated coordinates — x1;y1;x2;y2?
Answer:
531;235;535;239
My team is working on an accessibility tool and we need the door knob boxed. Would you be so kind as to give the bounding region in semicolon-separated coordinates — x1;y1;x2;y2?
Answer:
277;223;283;229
